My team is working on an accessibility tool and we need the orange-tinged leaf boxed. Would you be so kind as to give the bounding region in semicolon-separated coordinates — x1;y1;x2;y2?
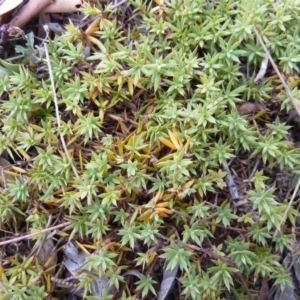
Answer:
53;187;72;196
147;252;156;266
155;201;169;208
154;0;164;4
158;137;177;150
155;207;173;215
128;77;144;89
117;75;124;90
17;148;31;161
157;212;169;217
85;18;100;35
118;118;129;134
140;209;152;218
128;79;134;95
139;154;151;159
174;128;183;146
123;130;135;144
102;241;117;250
99;18;113;30
11;166;26;174
44;252;58;268
153;190;161;204
182;179;194;189
99;109;105;122
117;251;123;264
75;241;90;255
184;137;191;152
88;36;105;49
168;129;180;150
79;244;97;250
175;134;183;148
156;153;174;164
4;170;20;177
120;245;132;252
139;209;152;222
44;264;57;274
78;149;83;172
166;188;176;193
99;19;104;30
88;87;97;99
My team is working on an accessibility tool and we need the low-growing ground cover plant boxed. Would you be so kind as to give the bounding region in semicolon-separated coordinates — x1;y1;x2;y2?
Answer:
1;0;300;299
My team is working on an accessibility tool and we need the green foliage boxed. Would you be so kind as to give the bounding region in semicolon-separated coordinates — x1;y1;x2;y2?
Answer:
160;242;193;272
135;274;157;298
216;203;238;227
0;0;299;299
208;259;238;291
84;248;118;277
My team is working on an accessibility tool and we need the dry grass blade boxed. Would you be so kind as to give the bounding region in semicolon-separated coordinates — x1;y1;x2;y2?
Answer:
43;42;79;179
0;222;71;246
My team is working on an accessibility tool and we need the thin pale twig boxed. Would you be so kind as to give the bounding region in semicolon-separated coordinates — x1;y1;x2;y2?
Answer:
28;215;53;257
273;176;300;239
252;26;300;118
44;43;79;179
0;222;71;246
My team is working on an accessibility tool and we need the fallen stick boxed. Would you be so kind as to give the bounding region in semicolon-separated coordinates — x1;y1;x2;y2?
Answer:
0;221;71;246
252;25;300;118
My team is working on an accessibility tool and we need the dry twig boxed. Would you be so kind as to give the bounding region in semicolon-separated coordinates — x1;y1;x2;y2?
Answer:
252;25;300;117
273;176;300;239
0;221;71;246
44;41;79;179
